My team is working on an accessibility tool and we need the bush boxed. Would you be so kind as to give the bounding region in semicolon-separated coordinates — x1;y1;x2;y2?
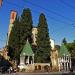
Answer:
44;65;50;72
21;68;26;72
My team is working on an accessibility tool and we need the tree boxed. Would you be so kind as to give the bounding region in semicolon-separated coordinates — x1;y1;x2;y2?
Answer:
55;45;60;51
36;13;51;63
67;40;75;69
8;16;20;59
20;8;33;45
8;8;33;60
67;40;75;59
62;38;67;45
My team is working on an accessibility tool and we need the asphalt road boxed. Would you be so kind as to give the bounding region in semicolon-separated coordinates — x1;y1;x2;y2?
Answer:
0;72;75;75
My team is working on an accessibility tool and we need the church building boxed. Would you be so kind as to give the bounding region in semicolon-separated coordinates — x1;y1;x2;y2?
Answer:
7;10;72;72
58;44;71;71
18;40;34;72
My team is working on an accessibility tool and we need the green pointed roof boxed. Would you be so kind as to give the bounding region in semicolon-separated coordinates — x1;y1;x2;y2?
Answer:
59;44;70;57
20;40;34;56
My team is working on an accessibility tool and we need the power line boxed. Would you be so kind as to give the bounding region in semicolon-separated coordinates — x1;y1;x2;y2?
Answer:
3;0;75;38
5;1;73;39
5;0;75;38
5;0;74;26
22;0;75;23
59;0;75;10
1;0;75;44
1;0;75;27
6;0;24;9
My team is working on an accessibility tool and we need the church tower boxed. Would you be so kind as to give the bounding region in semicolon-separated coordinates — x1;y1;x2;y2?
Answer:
32;27;38;46
8;10;17;40
50;39;58;71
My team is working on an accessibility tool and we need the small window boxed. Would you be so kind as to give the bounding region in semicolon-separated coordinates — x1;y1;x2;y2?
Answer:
38;65;41;70
35;66;37;70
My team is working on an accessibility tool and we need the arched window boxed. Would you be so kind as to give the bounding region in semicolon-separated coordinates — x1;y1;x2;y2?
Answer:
38;65;41;70
35;66;37;70
25;56;28;65
29;56;32;64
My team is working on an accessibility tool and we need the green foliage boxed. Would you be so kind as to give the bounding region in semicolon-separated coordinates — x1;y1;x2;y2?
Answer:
67;40;75;59
55;45;60;51
8;8;33;59
8;9;51;63
36;13;51;63
8;16;20;59
62;37;67;45
21;68;26;72
20;8;33;45
67;40;75;68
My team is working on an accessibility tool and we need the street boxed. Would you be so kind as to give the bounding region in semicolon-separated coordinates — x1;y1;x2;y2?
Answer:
0;72;75;75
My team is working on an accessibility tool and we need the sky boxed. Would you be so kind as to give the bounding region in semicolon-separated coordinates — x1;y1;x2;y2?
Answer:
0;0;75;48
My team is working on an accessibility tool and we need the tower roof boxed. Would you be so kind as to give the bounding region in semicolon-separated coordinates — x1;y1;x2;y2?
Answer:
59;44;70;57
20;40;34;56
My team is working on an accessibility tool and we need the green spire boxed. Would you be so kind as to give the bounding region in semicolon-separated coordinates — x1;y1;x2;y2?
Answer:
20;40;34;56
59;44;70;57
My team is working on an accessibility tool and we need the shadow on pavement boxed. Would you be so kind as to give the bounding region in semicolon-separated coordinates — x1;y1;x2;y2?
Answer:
61;72;75;75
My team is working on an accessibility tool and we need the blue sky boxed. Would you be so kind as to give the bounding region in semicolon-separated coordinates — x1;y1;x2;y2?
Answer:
0;0;75;48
